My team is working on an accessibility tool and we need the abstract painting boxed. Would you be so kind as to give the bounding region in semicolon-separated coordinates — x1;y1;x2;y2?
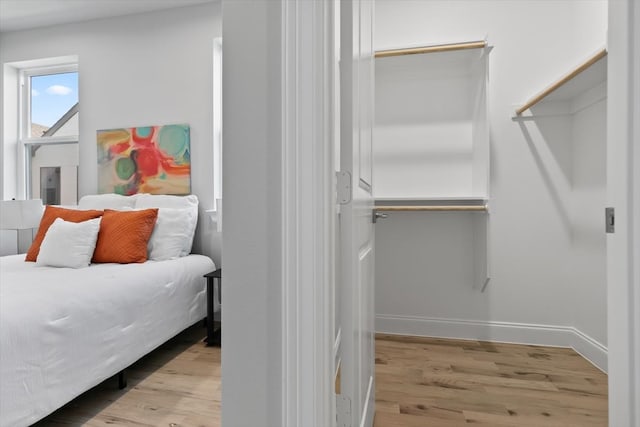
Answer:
97;124;191;195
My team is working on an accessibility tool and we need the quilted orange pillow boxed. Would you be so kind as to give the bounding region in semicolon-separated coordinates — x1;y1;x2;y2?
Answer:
92;208;159;264
25;206;104;262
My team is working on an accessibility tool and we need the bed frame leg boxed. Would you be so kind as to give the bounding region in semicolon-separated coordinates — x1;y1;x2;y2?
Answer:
118;369;127;390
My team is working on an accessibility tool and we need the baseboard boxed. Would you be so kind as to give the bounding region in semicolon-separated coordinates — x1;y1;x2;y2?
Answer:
376;314;607;372
570;327;608;373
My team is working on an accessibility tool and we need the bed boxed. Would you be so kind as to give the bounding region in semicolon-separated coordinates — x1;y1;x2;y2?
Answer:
0;254;214;427
0;194;215;427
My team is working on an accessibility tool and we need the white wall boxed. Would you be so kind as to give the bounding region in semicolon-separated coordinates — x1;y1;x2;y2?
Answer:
221;1;283;426
570;99;607;346
374;0;608;368
0;2;222;264
374;52;475;199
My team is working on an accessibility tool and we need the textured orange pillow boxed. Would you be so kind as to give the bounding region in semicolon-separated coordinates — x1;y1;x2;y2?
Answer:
92;209;159;263
25;206;104;262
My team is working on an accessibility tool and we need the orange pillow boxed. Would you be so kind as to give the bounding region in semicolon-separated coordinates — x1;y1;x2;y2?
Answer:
26;206;104;262
92;209;159;264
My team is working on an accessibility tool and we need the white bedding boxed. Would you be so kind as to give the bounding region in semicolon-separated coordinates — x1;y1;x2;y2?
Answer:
0;254;215;427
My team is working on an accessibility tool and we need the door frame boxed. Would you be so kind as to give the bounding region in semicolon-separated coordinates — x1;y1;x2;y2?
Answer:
280;1;336;426
607;0;640;425
280;0;640;425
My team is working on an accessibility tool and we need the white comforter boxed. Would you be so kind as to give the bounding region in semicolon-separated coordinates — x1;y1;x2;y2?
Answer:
0;254;215;427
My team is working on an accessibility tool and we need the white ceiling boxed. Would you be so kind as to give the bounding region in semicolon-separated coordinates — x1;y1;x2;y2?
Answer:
0;0;216;33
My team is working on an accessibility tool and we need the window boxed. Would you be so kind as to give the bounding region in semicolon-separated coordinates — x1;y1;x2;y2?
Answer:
20;64;79;205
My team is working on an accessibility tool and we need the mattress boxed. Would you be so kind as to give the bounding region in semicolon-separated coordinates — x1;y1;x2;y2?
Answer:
0;254;215;427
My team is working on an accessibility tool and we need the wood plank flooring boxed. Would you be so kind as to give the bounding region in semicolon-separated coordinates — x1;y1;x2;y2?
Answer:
32;328;606;426
375;334;608;427
34;324;220;427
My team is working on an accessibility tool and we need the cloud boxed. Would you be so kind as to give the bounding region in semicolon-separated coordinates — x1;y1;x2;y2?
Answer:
31;89;39;97
46;85;72;95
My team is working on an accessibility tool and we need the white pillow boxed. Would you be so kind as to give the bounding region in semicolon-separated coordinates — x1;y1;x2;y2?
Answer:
36;217;101;268
147;208;198;260
78;194;138;210
135;194;198;256
134;194;198;210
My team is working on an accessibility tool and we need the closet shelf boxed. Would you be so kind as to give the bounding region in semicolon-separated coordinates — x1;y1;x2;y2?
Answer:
375;40;486;58
375;205;487;212
515;48;607;116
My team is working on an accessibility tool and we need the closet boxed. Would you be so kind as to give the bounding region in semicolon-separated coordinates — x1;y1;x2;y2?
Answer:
373;40;492;334
373;39;607;369
513;48;608;364
372;0;609;375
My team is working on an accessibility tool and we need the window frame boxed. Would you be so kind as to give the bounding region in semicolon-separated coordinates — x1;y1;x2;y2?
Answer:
213;37;223;211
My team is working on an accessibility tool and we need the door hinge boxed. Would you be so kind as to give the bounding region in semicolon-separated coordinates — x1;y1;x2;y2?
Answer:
605;207;615;233
336;394;352;427
337;171;352;205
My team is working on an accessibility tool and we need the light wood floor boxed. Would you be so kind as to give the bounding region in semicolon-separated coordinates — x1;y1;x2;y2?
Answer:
35;324;221;427
375;334;608;427
33;328;607;426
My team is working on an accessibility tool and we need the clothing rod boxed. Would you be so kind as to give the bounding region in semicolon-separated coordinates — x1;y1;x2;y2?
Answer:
375;205;487;212
515;48;607;115
375;40;487;58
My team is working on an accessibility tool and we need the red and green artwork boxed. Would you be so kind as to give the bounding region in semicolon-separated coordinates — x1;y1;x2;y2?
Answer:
97;124;190;195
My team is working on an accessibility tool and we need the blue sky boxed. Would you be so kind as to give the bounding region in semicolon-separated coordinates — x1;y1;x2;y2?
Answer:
31;72;78;127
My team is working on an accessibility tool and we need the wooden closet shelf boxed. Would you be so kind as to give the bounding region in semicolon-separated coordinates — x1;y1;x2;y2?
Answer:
375;205;487;212
515;48;607;115
375;40;487;58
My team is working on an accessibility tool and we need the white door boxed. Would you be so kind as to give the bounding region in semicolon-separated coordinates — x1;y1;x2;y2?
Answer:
338;1;375;426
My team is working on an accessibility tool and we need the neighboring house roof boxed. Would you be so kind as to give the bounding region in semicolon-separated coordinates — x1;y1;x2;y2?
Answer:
31;123;48;137
43;102;79;137
30;102;79;156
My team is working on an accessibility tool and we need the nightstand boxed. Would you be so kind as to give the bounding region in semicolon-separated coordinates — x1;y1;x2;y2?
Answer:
204;268;221;346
